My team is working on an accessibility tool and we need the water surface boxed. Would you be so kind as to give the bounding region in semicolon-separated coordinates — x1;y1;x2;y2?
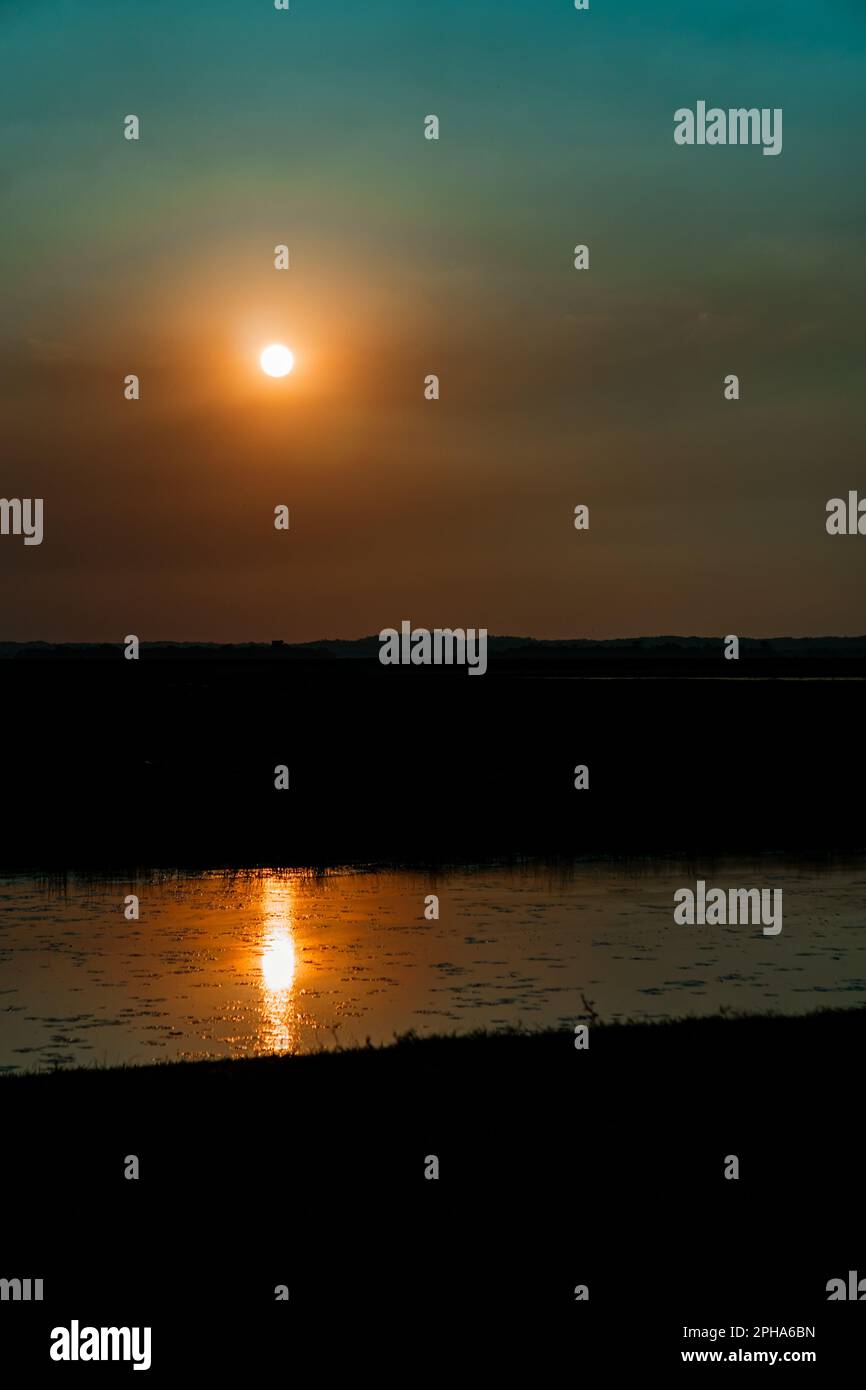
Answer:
1;858;864;1070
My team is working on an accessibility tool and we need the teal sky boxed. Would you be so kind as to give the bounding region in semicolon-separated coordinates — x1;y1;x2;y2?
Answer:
2;1;865;640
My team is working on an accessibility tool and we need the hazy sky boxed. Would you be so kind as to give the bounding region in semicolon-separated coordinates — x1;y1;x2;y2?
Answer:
2;0;865;640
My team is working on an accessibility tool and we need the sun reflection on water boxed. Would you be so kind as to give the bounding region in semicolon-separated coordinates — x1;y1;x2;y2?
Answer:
258;877;299;1054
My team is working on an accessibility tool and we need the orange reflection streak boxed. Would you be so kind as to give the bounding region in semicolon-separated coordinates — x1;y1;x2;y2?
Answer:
258;877;298;1054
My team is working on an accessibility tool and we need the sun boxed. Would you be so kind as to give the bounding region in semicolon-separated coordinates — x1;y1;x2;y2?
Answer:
260;343;294;378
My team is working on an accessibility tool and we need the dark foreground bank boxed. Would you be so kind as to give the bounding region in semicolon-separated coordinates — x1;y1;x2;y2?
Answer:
4;1007;862;1187
4;1002;865;1089
2;1010;862;1368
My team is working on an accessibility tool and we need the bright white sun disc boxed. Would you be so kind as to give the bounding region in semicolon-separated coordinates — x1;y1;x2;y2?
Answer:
260;344;294;377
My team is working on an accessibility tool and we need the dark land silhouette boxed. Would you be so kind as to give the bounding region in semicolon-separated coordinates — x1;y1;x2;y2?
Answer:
2;638;864;871
2;1008;862;1365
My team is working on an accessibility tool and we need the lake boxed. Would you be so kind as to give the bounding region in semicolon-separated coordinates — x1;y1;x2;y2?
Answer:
1;857;864;1070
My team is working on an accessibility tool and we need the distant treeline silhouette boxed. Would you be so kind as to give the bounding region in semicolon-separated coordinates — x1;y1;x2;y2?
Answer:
3;634;866;662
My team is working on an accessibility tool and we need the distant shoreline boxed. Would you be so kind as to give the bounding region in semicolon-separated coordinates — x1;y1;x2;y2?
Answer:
4;633;866;660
